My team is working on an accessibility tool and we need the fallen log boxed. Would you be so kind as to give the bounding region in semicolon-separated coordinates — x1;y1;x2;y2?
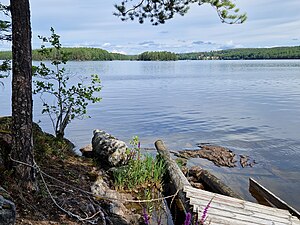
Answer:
200;170;242;199
155;140;191;215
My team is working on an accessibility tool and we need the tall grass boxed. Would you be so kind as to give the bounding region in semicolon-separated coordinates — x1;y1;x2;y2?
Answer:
113;154;165;191
113;136;166;192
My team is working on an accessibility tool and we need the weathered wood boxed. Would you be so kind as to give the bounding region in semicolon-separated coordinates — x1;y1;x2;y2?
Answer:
184;185;291;216
249;178;300;219
155;140;191;215
155;140;191;189
184;186;300;225
200;170;242;199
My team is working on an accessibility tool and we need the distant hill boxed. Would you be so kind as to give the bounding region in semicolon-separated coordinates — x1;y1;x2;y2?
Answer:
177;46;300;60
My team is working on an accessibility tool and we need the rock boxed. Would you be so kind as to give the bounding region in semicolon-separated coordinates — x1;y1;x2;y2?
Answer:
92;129;130;167
91;176;132;202
175;145;237;167
79;144;94;158
91;176;140;225
240;155;257;168
0;187;16;225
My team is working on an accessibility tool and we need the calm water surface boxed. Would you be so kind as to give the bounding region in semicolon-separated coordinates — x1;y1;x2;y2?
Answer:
1;60;300;210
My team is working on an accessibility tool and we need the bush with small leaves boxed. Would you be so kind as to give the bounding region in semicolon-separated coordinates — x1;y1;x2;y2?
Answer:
33;28;101;139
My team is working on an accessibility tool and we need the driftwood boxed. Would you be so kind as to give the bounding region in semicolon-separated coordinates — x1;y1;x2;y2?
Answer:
186;166;242;199
155;140;191;214
249;178;300;219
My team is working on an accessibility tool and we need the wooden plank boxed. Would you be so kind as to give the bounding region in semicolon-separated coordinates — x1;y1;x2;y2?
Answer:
185;186;300;224
249;178;300;219
189;198;293;224
184;185;292;216
184;187;290;216
199;214;288;225
193;206;295;225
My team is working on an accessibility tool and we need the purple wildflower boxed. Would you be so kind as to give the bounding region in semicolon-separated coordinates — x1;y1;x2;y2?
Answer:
184;212;192;225
138;141;141;149
200;197;213;224
143;208;150;225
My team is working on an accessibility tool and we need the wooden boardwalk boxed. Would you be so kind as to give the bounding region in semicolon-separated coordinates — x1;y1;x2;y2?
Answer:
184;185;300;225
155;140;300;225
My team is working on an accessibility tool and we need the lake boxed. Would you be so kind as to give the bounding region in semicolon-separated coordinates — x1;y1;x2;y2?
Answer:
1;60;300;210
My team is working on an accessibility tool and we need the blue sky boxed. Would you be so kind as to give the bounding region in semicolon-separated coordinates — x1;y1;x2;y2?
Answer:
1;0;300;54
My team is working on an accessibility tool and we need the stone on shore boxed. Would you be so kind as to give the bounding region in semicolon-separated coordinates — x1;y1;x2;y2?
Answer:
0;187;16;225
92;129;130;167
80;144;93;158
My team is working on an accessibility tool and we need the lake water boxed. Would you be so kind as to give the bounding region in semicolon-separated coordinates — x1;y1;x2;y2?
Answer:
1;60;300;211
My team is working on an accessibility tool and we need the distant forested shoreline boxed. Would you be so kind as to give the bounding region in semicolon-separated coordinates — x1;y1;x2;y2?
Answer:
178;46;300;60
0;46;300;61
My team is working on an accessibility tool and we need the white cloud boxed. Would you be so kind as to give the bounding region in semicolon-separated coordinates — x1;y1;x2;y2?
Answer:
102;43;111;47
111;49;127;55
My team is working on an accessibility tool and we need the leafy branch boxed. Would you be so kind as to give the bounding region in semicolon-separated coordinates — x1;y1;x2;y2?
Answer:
114;0;246;25
33;28;102;139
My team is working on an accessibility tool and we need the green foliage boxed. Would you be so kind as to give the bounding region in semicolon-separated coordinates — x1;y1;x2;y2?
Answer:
139;51;178;61
33;28;102;138
178;46;300;60
0;59;10;83
0;3;11;41
113;137;166;192
0;4;11;84
113;154;166;191
32;47;136;61
114;0;246;25
0;48;137;61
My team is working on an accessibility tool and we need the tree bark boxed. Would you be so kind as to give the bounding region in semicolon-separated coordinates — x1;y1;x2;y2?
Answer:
10;0;35;189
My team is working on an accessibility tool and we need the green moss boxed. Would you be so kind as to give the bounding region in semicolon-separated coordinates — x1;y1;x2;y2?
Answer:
0;116;75;162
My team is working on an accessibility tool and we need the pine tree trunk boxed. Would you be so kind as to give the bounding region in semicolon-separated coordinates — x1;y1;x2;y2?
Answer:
10;0;35;189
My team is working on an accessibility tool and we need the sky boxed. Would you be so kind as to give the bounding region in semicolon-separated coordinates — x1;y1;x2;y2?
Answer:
1;0;300;54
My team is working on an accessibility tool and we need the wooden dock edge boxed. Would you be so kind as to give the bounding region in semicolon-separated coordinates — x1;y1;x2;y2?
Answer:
249;177;300;219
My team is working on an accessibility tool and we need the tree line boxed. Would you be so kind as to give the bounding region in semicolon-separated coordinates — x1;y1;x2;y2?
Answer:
0;48;180;61
0;47;135;61
138;51;178;61
178;46;300;60
2;46;300;61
